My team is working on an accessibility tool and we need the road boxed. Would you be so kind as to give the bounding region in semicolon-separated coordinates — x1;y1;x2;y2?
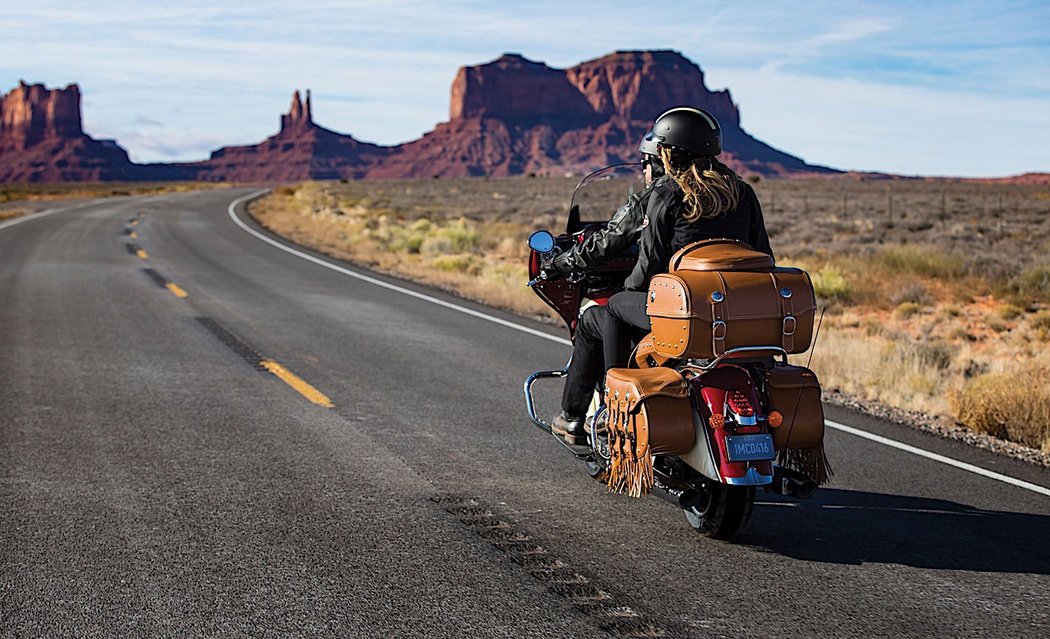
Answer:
1;189;1048;638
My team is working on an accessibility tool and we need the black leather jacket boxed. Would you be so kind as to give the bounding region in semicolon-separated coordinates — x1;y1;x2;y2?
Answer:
550;179;661;274
624;178;773;291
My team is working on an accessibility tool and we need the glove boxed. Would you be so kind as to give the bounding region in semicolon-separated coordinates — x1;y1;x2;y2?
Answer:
540;251;563;276
546;251;577;276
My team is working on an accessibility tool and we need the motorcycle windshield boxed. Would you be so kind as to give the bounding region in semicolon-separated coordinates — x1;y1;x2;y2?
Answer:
566;163;646;233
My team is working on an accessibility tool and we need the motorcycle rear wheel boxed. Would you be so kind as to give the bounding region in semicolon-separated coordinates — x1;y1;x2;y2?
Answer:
683;484;755;540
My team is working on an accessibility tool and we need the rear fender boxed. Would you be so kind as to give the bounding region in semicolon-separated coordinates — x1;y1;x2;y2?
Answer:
677;407;722;481
677;367;773;486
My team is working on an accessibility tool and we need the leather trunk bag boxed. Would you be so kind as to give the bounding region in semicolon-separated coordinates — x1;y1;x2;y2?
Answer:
763;364;832;484
647;240;816;360
604;367;695;497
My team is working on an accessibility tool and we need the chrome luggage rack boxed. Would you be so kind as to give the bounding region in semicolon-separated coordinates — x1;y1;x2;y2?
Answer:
678;345;789;373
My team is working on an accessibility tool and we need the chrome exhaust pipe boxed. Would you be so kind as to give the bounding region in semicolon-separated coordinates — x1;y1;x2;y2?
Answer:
770;465;817;499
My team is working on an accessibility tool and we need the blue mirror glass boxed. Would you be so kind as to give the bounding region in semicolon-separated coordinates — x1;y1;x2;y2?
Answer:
527;230;556;253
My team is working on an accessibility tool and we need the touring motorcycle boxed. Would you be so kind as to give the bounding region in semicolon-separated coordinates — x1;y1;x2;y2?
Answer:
524;164;829;540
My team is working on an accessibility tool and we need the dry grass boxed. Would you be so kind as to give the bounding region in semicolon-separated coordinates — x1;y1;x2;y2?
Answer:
250;182;552;319
806;301;1050;451
0;208;27;222
950;371;1050;452
251;177;1050;452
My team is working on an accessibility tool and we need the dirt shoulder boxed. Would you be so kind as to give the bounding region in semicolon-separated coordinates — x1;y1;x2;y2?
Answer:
248;179;1050;467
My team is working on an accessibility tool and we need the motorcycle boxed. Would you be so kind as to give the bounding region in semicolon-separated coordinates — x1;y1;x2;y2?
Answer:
523;165;821;541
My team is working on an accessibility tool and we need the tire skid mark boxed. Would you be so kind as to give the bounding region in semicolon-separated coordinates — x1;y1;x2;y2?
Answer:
196;317;267;371
140;268;188;298
141;268;168;289
195;317;333;408
432;495;678;638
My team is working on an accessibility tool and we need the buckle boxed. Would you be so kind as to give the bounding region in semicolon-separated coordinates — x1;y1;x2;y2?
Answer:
712;320;727;340
783;315;797;336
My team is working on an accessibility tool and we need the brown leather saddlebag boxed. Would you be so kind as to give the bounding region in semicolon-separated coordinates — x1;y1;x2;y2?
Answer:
647;239;817;360
604;368;695;497
764;365;832;484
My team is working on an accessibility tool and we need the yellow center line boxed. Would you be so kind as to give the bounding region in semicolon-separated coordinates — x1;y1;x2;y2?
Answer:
129;231;138;239
165;282;188;298
260;359;334;408
136;249;149;260
129;219;139;227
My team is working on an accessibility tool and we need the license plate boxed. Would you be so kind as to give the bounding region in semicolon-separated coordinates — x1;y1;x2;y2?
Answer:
725;434;775;462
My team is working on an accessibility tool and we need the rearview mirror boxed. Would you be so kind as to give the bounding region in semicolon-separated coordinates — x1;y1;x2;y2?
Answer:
527;230;556;253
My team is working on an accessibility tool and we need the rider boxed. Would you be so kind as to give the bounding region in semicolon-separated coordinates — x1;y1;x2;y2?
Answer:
548;137;667;443
604;107;773;371
543;137;664;276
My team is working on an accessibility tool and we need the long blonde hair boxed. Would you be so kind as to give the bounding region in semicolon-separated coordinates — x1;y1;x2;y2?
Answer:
659;146;740;222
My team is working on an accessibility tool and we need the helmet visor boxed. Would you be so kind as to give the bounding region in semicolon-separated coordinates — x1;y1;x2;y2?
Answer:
638;130;663;157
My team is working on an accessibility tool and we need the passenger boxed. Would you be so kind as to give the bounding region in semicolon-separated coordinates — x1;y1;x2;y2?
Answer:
548;137;667;443
604;107;773;371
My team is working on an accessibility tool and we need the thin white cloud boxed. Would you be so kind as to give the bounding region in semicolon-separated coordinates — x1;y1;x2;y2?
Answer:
761;17;896;72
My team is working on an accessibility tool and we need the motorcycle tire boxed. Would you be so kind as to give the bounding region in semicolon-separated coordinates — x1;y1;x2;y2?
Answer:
584;459;608;483
683;484;755;540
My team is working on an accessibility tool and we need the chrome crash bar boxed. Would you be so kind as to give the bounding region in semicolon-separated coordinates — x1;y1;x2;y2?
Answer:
523;357;591;459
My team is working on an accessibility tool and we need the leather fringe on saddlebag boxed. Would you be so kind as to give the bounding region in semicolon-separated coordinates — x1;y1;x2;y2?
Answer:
764;364;833;485
604;368;695;497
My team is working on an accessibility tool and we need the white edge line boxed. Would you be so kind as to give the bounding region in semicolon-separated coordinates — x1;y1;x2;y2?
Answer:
827;420;1050;497
227;190;1048;498
226;190;571;347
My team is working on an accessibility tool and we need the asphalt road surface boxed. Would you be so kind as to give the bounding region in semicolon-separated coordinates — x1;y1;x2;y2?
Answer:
2;189;1048;638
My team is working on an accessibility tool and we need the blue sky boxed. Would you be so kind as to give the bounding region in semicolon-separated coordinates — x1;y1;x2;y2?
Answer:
2;0;1047;176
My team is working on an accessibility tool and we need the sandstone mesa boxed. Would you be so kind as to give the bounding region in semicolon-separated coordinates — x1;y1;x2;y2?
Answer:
0;50;895;183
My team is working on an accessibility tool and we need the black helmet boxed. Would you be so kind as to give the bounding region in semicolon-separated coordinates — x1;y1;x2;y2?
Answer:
645;107;722;157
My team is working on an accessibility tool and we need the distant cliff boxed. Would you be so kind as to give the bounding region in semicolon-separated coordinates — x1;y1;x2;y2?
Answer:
1;51;839;183
372;51;832;178
0;81;133;182
0;81;194;182
204;89;387;182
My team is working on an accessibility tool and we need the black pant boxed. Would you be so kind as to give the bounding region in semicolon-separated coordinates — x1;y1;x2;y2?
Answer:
561;294;652;417
605;291;651;369
561;305;606;417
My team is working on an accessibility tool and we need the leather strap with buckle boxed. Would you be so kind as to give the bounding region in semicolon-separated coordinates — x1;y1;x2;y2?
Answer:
710;280;727;357
772;273;796;352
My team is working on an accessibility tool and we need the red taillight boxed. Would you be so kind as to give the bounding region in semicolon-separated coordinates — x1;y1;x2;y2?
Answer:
727;391;754;417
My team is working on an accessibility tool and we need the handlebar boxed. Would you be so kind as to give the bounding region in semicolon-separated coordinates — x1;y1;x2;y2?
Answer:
528;269;588;287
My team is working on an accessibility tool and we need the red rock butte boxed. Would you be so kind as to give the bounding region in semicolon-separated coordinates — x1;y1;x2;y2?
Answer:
1;50;841;183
